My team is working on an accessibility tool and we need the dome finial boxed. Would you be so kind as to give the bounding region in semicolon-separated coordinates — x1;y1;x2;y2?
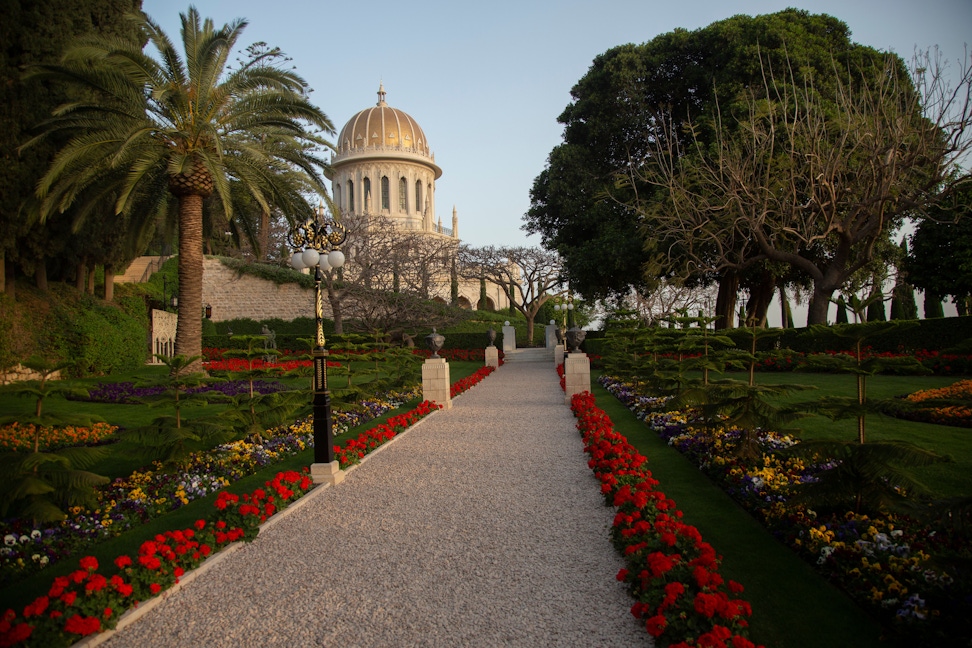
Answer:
377;82;387;107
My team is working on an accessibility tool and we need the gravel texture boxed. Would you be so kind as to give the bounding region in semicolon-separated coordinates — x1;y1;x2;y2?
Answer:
99;360;651;647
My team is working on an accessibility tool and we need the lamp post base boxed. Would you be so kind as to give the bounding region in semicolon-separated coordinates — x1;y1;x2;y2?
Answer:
311;460;345;486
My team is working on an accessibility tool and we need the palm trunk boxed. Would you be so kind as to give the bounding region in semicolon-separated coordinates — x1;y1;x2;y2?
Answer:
175;193;205;375
259;210;270;260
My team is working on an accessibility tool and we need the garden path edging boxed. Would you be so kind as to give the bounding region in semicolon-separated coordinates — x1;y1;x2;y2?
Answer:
69;407;445;648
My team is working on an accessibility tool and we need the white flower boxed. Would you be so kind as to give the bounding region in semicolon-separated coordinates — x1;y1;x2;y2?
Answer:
39;556;49;565
30;530;41;540
18;535;29;544
3;534;16;547
31;554;40;562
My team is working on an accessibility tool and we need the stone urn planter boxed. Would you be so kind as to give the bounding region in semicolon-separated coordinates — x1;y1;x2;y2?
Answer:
486;327;496;347
565;326;586;353
426;328;445;358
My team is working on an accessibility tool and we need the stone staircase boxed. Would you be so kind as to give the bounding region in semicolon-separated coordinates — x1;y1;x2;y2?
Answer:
115;256;165;284
502;347;553;363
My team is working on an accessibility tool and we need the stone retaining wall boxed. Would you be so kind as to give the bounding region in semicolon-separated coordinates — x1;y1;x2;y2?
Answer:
201;258;330;323
0;364;61;385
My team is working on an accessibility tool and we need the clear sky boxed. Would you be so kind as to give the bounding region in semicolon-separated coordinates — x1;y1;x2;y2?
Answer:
139;0;971;253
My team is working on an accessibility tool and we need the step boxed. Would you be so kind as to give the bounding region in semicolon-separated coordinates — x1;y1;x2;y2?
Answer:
503;348;553;363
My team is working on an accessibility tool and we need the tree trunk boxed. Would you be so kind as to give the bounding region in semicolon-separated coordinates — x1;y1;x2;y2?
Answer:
104;264;115;302
327;291;344;335
35;259;48;292
778;285;793;328
4;259;14;297
714;270;740;330
86;266;95;294
745;271;775;327
806;287;833;326
175;194;205;374
76;262;86;291
0;252;5;294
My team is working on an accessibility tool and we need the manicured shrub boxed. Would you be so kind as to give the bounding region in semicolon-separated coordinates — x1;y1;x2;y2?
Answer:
49;294;146;377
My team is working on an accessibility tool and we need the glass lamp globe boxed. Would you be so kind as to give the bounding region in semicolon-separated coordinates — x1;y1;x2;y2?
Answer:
301;248;320;268
290;252;306;269
327;250;345;269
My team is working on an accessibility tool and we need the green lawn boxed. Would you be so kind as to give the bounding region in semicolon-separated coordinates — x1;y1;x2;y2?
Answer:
750;372;971;496
591;378;887;648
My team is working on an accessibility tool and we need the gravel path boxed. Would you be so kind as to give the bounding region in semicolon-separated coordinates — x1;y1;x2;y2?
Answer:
98;360;650;647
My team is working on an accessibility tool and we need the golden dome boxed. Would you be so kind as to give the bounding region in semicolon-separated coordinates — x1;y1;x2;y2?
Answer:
335;84;432;160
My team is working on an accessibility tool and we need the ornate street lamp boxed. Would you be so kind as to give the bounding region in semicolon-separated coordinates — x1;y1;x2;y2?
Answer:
289;202;348;466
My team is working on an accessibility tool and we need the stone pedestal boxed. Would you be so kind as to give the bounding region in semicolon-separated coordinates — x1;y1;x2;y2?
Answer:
501;325;516;352
310;460;345;486
485;345;499;368
564;352;591;405
422;357;452;409
544;323;559;348
554;344;565;367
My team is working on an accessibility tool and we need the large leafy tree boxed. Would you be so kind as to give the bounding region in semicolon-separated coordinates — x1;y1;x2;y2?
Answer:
25;6;333;373
525;10;934;326
0;0;144;292
631;48;971;325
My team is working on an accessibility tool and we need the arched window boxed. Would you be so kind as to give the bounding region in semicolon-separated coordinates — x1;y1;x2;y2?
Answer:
363;178;371;211
399;177;407;211
334;184;342;211
348;180;354;212
415;180;422;213
381;176;390;210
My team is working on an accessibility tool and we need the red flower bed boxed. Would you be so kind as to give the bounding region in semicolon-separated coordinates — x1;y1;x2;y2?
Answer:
450;366;495;398
0;471;314;647
570;391;761;648
334;401;442;467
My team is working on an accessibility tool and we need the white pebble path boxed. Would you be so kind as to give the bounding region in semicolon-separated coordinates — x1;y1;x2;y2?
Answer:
96;360;651;647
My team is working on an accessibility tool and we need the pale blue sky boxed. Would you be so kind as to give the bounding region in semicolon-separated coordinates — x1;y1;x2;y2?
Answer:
141;0;970;254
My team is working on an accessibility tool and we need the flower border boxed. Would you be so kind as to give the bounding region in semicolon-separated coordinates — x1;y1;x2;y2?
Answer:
570;391;762;648
0;366;499;647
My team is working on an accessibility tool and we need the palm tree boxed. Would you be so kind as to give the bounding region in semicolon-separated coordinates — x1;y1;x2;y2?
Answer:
25;7;334;374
